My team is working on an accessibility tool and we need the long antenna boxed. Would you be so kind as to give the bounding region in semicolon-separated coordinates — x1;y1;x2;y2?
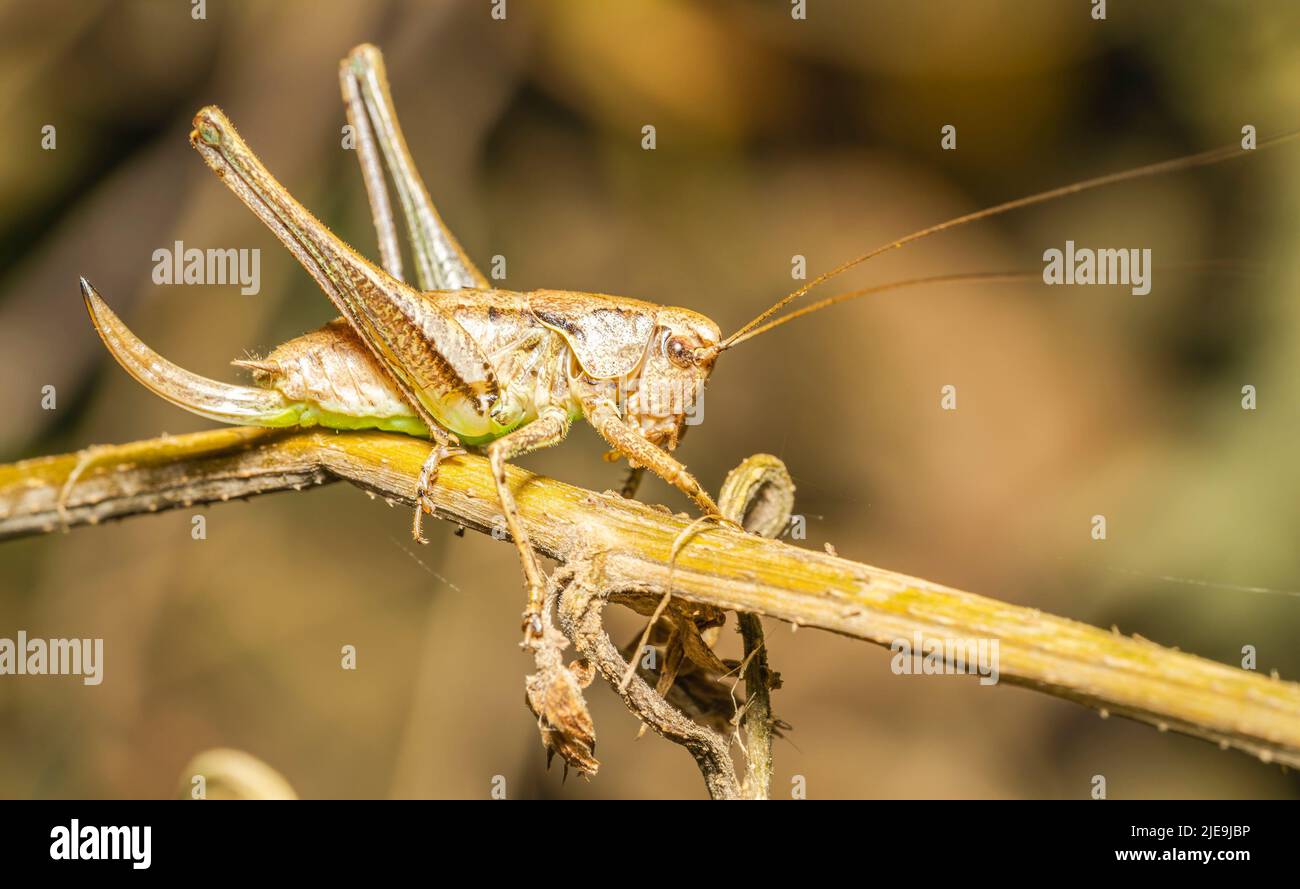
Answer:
720;260;1255;350
724;271;1034;349
719;130;1299;350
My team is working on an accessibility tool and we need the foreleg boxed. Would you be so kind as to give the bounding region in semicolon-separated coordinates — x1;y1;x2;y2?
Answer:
584;398;724;518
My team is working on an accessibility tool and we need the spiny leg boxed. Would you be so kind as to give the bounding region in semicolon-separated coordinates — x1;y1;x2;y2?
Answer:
192;108;507;543
583;396;740;682
485;406;572;644
583;397;728;520
340;51;405;282
339;46;496;536
411;435;465;544
340;44;488;291
190;108;500;418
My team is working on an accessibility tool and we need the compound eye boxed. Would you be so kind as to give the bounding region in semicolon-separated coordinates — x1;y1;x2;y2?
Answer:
666;335;694;369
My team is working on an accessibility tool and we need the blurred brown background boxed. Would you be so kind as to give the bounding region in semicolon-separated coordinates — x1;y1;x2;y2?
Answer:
1;0;1298;799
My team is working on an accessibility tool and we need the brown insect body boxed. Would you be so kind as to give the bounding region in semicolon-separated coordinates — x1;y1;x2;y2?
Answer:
94;283;720;450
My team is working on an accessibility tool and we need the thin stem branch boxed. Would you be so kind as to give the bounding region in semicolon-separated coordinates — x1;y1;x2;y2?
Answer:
718;455;797;800
3;428;1299;769
554;564;740;799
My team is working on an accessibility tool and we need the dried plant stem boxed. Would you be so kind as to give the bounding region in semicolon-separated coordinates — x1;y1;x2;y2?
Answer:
717;455;797;800
554;564;740;799
735;616;773;794
3;428;1300;770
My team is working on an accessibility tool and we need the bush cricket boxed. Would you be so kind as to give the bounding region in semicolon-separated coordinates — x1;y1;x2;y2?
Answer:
80;45;1294;676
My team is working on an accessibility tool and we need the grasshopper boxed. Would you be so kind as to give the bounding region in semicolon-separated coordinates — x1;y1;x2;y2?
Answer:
80;43;1293;654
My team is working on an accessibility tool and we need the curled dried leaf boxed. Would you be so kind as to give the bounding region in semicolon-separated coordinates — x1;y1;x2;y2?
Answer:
671;610;730;676
525;627;599;776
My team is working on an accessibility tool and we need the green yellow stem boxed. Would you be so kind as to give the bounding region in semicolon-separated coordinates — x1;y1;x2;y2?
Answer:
2;428;1299;768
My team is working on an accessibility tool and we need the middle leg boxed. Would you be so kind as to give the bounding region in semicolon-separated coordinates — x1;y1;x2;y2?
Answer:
411;431;465;543
485;407;573;643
